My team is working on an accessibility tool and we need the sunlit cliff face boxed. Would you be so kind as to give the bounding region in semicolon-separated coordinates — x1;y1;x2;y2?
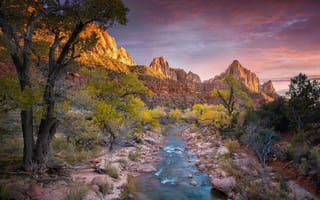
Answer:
109;0;320;93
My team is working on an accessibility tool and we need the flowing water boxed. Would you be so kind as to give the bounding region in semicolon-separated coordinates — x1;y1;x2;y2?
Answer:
132;127;225;200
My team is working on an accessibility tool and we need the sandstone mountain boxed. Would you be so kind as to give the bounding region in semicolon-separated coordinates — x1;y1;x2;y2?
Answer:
222;60;260;93
149;57;201;83
142;58;278;107
78;23;136;71
262;80;278;99
0;22;278;108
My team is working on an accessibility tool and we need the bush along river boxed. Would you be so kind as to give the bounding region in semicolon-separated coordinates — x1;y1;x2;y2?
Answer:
131;126;226;200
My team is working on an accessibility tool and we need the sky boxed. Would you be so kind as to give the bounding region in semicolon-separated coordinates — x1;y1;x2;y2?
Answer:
109;0;320;94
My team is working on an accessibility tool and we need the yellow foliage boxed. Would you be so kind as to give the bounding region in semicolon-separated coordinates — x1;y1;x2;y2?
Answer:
169;108;182;122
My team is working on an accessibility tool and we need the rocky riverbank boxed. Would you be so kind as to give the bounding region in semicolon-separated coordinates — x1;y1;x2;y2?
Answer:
181;126;319;200
0;129;164;200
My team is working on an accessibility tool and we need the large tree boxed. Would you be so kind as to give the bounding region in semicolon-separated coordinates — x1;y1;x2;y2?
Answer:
0;0;128;170
211;74;251;116
82;68;151;150
286;73;320;131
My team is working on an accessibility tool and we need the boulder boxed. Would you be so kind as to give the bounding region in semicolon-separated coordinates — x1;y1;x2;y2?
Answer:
137;164;157;173
216;146;230;157
211;177;236;194
144;138;157;145
190;180;198;186
91;176;107;186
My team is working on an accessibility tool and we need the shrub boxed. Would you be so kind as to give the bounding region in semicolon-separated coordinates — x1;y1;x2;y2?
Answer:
278;142;293;160
128;150;140;161
52;136;100;164
221;158;241;178
64;182;89;200
117;158;128;169
291;131;306;144
225;139;240;154
105;164;119;179
99;182;113;196
0;184;11;200
120;174;136;200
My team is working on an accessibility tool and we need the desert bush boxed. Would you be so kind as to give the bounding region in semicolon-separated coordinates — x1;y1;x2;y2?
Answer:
64;182;89;200
52;136;100;164
99;182;113;196
291;130;307;145
128;150;140;161
105;164;119;179
278;142;293;160
120;174;136;200
225;139;240;154
310;146;320;189
117;158;128;169
168;108;182;123
221;158;241;178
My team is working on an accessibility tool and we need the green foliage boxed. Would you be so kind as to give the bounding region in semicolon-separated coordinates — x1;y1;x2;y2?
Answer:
286;73;320;130
1;0;129;168
0;75;20;113
60;110;99;150
257;97;290;131
291;130;306;145
81;68;153;148
0;75;43;112
191;104;231;131
211;74;252;117
51;136;99;164
105;163;119;179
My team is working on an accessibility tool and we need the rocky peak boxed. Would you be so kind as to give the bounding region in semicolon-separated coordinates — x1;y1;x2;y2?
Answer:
81;23;136;66
224;60;260;93
186;71;201;83
149;57;177;80
262;80;278;98
149;57;201;83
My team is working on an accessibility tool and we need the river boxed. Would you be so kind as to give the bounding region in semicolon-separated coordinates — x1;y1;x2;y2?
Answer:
131;126;225;200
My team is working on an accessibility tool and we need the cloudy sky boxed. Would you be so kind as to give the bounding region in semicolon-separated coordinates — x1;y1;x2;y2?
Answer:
109;0;320;94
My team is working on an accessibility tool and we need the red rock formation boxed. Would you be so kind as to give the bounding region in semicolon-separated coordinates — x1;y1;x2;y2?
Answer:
149;57;201;83
80;23;136;66
223;60;260;93
262;80;278;99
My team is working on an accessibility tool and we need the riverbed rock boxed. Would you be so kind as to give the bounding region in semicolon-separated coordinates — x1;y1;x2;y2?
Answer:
216;146;230;157
211;177;236;194
190;180;198;186
137;164;157;173
144;137;157;145
91;176;107;186
188;173;193;178
288;180;320;200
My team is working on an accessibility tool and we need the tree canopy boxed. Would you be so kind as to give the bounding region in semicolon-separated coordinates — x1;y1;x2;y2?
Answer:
286;73;320;130
0;0;129;170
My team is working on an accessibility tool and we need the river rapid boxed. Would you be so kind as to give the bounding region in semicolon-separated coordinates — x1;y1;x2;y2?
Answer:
131;126;225;200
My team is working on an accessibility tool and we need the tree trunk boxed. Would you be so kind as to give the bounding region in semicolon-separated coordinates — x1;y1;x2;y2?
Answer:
261;160;267;184
11;53;35;170
21;109;34;170
34;80;57;170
